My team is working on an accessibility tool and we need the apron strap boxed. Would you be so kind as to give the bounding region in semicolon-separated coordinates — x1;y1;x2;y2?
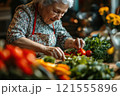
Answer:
32;4;56;35
32;4;38;35
52;23;55;34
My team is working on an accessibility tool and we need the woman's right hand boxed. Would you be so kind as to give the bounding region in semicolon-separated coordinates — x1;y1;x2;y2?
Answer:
44;46;66;60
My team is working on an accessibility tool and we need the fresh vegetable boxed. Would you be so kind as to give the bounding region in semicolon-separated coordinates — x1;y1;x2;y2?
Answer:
83;35;113;62
0;44;53;80
77;48;86;56
37;56;71;80
86;50;92;57
43;56;56;63
59;55;115;80
64;48;92;57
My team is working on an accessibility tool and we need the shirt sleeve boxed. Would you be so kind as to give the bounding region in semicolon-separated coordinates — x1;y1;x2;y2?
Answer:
55;20;72;50
6;7;30;43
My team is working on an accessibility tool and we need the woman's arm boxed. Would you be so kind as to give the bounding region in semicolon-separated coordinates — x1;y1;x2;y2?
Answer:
12;37;46;53
13;37;66;60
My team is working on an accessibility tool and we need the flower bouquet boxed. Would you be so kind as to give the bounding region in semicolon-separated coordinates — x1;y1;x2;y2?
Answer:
99;6;120;62
99;6;120;32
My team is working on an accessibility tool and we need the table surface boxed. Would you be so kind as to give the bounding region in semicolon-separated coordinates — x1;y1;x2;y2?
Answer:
105;63;120;80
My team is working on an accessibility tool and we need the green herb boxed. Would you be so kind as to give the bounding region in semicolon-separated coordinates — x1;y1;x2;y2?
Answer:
83;35;113;62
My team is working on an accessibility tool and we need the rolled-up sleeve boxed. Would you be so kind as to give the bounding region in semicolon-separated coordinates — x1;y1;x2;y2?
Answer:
55;20;72;50
6;8;29;43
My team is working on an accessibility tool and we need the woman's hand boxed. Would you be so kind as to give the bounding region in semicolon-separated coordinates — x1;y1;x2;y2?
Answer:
65;38;85;49
44;46;66;60
73;38;85;49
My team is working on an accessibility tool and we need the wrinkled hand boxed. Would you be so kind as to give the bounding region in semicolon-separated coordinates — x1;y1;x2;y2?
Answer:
44;46;66;60
73;38;85;49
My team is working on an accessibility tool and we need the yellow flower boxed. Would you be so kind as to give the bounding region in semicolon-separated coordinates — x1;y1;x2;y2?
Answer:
106;13;115;20
105;13;120;25
99;6;120;30
113;19;120;25
99;6;109;15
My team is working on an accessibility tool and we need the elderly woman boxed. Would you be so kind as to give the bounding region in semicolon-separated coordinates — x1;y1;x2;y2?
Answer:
6;0;85;60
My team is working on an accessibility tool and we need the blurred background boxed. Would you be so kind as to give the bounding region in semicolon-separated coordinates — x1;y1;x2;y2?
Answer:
0;0;119;39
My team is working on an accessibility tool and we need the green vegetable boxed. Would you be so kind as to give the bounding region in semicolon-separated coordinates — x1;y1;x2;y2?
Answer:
83;35;113;62
43;56;56;63
59;55;115;80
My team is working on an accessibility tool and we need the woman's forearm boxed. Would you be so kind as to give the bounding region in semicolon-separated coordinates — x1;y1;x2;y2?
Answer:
12;37;46;53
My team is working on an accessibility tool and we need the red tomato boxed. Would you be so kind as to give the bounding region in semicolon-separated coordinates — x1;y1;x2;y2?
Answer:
64;52;70;56
5;44;14;53
0;49;11;61
77;48;86;56
12;46;24;60
16;58;33;75
86;50;92;57
6;45;23;59
2;49;11;61
22;49;36;65
22;49;36;56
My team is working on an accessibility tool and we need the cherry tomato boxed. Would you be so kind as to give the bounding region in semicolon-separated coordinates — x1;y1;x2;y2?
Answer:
64;52;70;56
86;50;92;57
77;48;86;56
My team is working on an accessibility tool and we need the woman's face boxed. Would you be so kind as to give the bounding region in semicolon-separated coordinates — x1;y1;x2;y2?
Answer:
38;2;69;24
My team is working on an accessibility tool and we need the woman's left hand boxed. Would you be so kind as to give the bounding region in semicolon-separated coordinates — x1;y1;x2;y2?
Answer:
73;38;85;49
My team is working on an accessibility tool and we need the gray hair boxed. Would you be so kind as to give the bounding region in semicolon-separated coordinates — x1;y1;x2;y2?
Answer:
33;0;74;8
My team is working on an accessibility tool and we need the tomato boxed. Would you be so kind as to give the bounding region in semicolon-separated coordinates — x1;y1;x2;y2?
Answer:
0;49;11;61
64;52;70;56
6;45;23;60
2;49;11;61
22;49;36;56
77;48;86;56
86;50;92;57
5;44;15;53
16;58;33;75
13;47;24;59
22;49;36;64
